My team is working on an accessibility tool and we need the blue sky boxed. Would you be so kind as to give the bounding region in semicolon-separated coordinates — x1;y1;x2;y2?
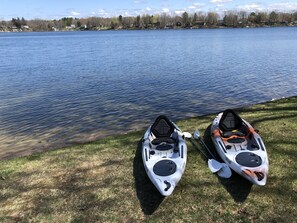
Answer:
1;0;297;20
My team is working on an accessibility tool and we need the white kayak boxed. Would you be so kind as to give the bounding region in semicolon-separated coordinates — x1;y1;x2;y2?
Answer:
211;109;269;185
142;115;187;196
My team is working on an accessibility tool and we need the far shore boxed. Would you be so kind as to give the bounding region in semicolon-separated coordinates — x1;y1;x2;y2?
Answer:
1;24;297;33
2;10;297;32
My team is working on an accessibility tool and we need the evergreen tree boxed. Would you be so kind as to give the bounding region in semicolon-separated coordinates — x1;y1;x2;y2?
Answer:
135;15;141;28
269;11;278;24
182;12;190;27
21;17;27;26
12;17;22;28
118;15;123;25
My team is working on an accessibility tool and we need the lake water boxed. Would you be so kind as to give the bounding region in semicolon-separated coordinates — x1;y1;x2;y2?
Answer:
1;27;297;159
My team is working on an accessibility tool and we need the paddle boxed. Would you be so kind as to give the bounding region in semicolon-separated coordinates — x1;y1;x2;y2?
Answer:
183;131;232;178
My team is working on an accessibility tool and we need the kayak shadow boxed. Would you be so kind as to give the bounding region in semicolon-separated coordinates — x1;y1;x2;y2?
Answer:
133;139;165;215
203;125;253;203
217;172;253;202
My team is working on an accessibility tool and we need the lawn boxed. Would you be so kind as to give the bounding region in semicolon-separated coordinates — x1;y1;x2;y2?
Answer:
0;97;296;222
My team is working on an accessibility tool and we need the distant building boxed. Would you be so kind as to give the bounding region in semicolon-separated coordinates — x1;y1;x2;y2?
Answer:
65;24;76;30
80;24;87;29
21;25;30;31
52;27;59;31
12;26;19;32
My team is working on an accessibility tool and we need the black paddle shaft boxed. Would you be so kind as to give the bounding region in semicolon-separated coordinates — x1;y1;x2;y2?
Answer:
197;137;218;160
189;138;210;159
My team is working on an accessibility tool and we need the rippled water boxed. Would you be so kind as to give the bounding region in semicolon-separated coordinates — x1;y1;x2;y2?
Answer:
1;27;297;159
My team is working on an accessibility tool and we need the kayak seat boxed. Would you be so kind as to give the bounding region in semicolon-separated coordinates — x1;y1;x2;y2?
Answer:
151;115;176;146
219;109;248;138
151;115;175;138
152;137;176;145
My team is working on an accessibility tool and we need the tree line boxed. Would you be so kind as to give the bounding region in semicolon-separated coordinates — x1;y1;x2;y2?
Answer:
1;10;297;32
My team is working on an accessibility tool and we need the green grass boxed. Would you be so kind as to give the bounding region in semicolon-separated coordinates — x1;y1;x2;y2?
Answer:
0;97;297;222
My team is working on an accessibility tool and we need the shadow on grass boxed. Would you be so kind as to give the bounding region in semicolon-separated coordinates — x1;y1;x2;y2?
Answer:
203;125;252;203
0;167;107;222
133;139;164;215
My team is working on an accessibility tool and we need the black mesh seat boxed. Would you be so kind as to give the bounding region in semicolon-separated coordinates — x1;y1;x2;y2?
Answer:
151;115;174;137
219;109;248;138
151;115;176;145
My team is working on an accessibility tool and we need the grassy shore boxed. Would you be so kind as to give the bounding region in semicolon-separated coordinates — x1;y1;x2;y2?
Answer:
0;97;296;222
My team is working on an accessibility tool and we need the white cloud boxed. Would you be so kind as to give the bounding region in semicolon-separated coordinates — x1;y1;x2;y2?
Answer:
67;11;82;18
194;3;205;7
188;3;206;12
71;11;81;16
175;10;185;15
162;8;170;13
210;0;232;3
267;2;297;11
237;3;263;12
92;8;109;17
79;0;297;19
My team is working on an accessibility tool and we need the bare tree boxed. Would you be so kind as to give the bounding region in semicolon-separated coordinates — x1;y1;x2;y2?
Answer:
238;11;248;27
223;11;238;27
159;13;168;28
206;12;218;27
256;12;268;24
27;19;51;31
293;11;297;21
269;11;278;25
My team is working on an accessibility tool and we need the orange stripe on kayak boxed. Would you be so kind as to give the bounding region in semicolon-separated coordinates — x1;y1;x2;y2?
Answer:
213;129;220;137
243;169;257;178
248;127;256;134
222;135;246;141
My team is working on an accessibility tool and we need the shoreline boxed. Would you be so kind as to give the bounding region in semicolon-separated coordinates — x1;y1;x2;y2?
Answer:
1;96;295;161
1;25;297;33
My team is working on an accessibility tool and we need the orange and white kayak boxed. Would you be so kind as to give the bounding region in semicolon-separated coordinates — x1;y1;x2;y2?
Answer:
211;109;269;185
